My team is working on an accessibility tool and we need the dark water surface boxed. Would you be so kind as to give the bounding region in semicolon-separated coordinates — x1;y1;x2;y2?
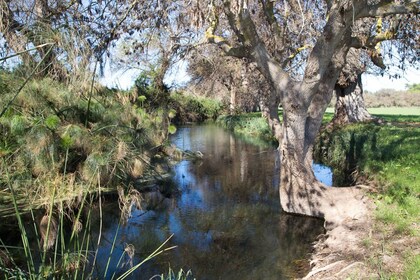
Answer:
94;125;325;279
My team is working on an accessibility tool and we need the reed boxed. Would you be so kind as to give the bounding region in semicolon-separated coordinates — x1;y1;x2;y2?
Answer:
0;168;178;279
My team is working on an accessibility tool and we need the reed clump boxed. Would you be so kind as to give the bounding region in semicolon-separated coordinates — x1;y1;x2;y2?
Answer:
0;70;173;216
0;69;192;279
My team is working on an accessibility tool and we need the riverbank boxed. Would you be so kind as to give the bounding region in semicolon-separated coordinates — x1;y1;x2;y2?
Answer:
0;71;222;216
217;110;420;279
0;71;221;278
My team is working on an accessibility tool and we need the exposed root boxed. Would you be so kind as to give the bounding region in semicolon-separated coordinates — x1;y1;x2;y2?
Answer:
302;260;344;279
334;262;364;276
302;188;375;279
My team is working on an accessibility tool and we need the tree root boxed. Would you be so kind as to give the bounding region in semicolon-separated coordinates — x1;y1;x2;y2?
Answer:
302;260;344;279
334;261;364;277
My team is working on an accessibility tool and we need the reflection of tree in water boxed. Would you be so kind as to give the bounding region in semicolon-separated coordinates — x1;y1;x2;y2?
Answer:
186;128;280;202
85;126;323;279
158;199;323;279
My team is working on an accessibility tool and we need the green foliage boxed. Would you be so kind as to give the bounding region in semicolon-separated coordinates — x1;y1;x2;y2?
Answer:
134;72;168;107
44;115;60;130
406;83;420;93
216;113;277;144
169;92;223;123
315;122;420;237
10;115;28;135
0;70;183;280
0;70;174;215
168;124;177;135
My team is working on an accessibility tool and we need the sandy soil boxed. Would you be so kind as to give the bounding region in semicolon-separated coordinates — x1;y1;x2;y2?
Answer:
302;186;419;279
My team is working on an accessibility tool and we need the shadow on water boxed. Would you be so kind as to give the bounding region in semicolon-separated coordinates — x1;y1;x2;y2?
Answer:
87;124;325;279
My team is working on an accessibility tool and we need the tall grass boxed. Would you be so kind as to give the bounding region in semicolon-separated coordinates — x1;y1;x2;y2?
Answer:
0;70;198;279
0;70;173;216
0;161;178;279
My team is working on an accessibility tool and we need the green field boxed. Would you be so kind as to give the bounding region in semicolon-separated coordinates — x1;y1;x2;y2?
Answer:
326;107;420;115
325;107;420;122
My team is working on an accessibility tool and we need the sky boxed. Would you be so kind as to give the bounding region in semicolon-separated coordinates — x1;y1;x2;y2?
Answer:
100;59;191;90
363;66;420;92
101;61;419;93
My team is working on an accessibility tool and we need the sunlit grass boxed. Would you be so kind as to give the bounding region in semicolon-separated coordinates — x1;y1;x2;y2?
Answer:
315;120;419;278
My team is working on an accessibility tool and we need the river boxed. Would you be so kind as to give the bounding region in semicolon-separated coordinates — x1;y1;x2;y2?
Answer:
89;125;327;279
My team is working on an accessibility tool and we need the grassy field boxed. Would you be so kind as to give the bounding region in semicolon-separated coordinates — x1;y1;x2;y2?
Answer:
325;107;420;122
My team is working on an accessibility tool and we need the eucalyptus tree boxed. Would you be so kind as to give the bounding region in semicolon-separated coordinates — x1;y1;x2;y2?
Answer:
332;14;420;125
188;0;419;224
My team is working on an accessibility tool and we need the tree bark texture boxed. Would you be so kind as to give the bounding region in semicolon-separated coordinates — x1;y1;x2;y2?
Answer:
207;0;417;224
332;74;374;125
262;5;368;225
332;49;373;125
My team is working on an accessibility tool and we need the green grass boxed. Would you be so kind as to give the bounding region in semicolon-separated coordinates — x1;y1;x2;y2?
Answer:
315;121;420;278
216;112;280;144
325;107;420;122
317;122;420;229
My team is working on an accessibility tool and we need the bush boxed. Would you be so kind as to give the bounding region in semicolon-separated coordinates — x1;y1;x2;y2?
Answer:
169;92;224;123
364;89;420;107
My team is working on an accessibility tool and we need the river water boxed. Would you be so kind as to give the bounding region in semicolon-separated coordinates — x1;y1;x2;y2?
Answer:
92;125;326;279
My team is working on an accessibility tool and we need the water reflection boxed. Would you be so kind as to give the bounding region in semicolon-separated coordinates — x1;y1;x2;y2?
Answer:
92;125;324;279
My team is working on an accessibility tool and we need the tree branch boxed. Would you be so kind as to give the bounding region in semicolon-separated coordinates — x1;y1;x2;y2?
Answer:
237;8;290;90
203;1;250;59
205;32;249;58
358;0;419;18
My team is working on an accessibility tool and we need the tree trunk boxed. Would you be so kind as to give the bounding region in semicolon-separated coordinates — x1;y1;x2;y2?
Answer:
332;74;373;125
230;87;236;114
259;90;282;141
231;5;370;226
279;101;368;227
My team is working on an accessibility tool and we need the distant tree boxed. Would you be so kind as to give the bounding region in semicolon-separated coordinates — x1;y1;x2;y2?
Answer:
406;83;420;92
187;45;266;113
332;13;420;124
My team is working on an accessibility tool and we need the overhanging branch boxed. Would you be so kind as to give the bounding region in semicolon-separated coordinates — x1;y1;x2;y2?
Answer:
358;0;419;18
